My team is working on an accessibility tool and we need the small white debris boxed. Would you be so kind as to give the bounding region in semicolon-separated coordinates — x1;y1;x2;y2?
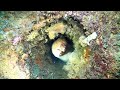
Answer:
83;32;97;45
64;14;68;19
79;32;97;47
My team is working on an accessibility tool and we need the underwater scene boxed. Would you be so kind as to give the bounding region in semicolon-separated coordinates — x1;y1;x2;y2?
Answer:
0;11;120;79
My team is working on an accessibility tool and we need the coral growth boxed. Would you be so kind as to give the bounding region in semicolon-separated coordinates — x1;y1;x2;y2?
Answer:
45;23;66;39
0;11;120;79
63;52;90;79
27;31;39;41
0;47;30;79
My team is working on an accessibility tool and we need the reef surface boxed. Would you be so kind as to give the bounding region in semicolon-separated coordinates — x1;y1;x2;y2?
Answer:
0;11;120;79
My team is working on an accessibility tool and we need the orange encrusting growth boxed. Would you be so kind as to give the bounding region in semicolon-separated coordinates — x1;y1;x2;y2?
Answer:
84;47;91;63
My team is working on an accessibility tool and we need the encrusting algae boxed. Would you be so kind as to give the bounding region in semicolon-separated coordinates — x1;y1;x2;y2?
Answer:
0;11;119;79
45;23;66;39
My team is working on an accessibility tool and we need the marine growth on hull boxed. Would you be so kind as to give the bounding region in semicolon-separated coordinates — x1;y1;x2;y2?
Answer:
0;11;120;79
